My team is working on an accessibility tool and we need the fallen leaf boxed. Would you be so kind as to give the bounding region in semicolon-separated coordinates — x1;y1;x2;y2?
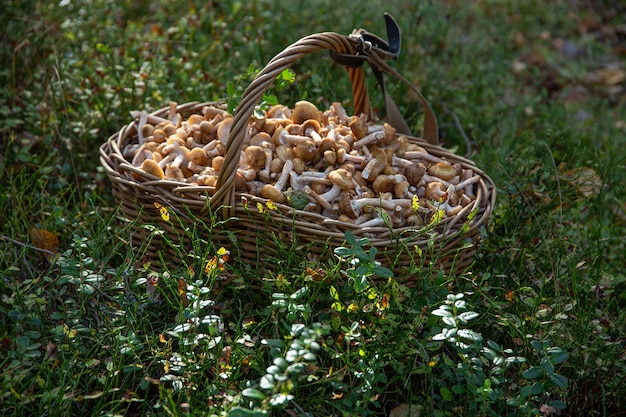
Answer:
390;403;422;417
587;67;626;86
611;201;626;224
29;227;59;258
559;166;604;198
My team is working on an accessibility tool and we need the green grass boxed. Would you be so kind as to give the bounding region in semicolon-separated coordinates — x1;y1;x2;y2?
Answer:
2;0;626;416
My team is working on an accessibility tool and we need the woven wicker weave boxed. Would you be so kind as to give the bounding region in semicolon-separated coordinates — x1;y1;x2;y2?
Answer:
99;28;496;286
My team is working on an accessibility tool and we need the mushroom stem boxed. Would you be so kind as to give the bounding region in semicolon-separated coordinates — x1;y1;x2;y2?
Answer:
274;159;293;192
452;174;480;195
130;111;170;126
403;151;443;164
319;183;342;203
358;215;386;228
303;186;334;211
350;197;397;216
137;111;149;145
352;131;384;149
392;155;414;169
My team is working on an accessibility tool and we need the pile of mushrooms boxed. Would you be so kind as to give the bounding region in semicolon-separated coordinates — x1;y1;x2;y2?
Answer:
124;101;480;227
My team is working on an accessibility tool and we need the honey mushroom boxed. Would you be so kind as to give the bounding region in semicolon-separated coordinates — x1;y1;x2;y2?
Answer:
129;100;479;227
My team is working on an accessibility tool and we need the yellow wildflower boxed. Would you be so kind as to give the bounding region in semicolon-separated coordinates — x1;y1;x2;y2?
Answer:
154;202;170;222
430;208;445;224
412;195;420;211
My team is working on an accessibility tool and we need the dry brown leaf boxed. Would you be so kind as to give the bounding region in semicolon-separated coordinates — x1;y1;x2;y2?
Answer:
588;68;626;86
611;201;626;224
29;227;59;258
390;403;422;417
559;166;604;198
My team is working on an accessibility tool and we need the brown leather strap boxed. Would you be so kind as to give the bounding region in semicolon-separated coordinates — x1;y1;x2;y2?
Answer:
331;13;439;144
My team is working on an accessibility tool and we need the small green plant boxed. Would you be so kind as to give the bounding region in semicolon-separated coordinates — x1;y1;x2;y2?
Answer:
333;231;393;293
227;66;296;114
428;292;569;415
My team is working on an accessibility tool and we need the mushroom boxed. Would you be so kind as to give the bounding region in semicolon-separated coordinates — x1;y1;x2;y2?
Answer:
336;149;366;166
372;175;395;194
249;132;274;148
303;186;334;212
260;159;293;203
343;197;398;219
405;162;426;185
349;114;369;139
217;117;233;144
238;167;257;182
293;140;317;162
380;123;396;146
187;148;210;173
328;102;350;124
358;215;387;228
318;168;354;203
425;182;447;201
428;161;457;181
300;119;322;142
276;144;295;162
290;100;322;124
141;159;165;179
152;128;167;144
211;155;225;172
403;151;442;164
394;179;411;199
362;148;387;181
352;130;384;149
244;146;267;170
267;104;292;120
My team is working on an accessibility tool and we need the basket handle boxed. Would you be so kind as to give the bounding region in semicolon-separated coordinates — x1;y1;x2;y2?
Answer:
210;16;439;217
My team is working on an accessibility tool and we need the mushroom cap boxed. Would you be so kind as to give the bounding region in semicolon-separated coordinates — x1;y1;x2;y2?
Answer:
294;140;317;162
405;162;426;185
290;101;322;124
261;184;286;203
349;115;369;139
339;192;358;219
276;144;294;162
187;114;204;125
372;175;394;194
425;181;446;200
212;155;225;171
370;147;388;165
165;165;184;181
267;104;291;119
382;123;396;145
394;180;410;198
141;123;155;138
141;159;165;179
189;147;208;165
270;157;285;174
428;161;457;181
216;117;233;143
249;131;273;148
198;120;214;134
318;137;338;154
328;168;354;190
300;119;321;136
292;158;307;175
152;128;166;143
244;145;266;169
234;172;247;191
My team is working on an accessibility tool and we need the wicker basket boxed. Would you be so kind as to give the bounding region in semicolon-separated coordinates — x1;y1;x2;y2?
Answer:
99;22;496;286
